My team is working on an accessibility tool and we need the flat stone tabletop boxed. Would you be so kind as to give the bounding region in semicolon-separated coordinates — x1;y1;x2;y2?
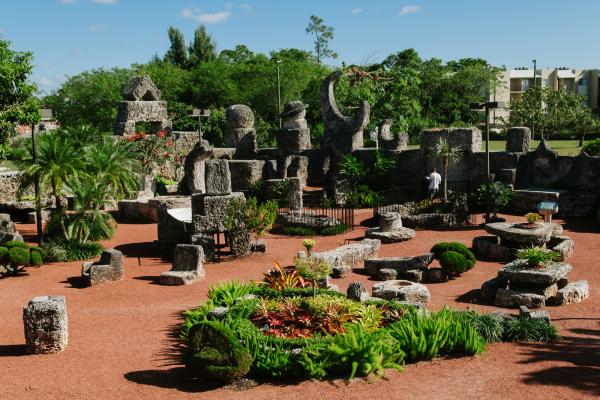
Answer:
485;222;554;246
498;260;572;285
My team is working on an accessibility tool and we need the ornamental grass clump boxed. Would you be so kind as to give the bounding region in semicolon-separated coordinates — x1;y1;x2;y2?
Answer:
516;246;559;269
294;256;333;296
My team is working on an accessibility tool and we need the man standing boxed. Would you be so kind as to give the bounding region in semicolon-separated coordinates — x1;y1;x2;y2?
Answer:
426;168;442;199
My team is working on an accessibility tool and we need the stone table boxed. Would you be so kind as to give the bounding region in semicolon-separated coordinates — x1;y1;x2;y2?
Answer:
484;222;554;246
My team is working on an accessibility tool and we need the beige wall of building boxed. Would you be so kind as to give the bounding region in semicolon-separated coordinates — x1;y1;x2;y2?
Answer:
490;68;600;124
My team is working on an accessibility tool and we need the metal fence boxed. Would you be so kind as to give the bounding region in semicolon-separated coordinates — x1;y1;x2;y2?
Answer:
276;206;355;234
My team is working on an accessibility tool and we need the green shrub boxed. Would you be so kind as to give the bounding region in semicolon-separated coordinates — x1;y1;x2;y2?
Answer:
440;250;472;275
299;324;404;379
244;197;278;238
4;240;28;249
280;226;317;236
473;182;513;210
8;247;30;266
501;317;560;342
185;321;253;383
0;246;8;261
30;246;46;258
388;309;485;362
43;239;103;262
320;224;347;236
431;242;476;276
583;138;600;156
207;280;256;307
29;251;43;267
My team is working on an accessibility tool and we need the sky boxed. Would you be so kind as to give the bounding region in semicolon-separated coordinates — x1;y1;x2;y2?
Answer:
1;0;599;94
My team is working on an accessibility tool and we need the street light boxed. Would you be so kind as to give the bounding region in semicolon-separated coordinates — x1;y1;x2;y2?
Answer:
276;59;282;129
190;108;211;142
470;101;505;223
32;108;53;245
532;59;537;140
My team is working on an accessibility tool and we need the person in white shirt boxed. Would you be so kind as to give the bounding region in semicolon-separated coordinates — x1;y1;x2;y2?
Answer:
426;168;442;199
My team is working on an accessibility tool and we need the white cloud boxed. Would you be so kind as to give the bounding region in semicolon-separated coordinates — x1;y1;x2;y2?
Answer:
399;5;421;15
239;3;252;10
224;2;234;10
91;0;118;4
351;8;364;15
88;24;104;32
59;0;77;5
180;7;231;24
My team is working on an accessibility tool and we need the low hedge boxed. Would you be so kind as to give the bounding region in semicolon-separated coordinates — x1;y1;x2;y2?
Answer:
0;241;45;276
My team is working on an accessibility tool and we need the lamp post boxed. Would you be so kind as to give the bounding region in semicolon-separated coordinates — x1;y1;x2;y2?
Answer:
190;108;211;141
32;108;53;245
276;59;282;129
470;101;504;223
532;59;537;140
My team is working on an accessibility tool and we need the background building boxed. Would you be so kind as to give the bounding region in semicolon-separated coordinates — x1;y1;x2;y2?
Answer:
490;67;600;124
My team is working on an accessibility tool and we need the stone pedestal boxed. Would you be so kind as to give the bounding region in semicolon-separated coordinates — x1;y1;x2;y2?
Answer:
365;212;416;243
23;296;68;354
506;127;531;153
372;280;431;305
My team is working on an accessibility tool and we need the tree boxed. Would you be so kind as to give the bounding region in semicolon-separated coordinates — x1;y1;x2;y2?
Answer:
305;15;337;66
164;26;188;68
509;86;597;140
20;131;81;211
431;138;461;202
0;36;40;158
188;25;217;67
43;68;132;132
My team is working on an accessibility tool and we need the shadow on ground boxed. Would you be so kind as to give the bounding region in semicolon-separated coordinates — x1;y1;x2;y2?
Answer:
519;328;600;396
114;242;159;259
0;344;27;357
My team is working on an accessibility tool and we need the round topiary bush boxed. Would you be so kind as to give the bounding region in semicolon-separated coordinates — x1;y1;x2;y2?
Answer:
4;240;28;249
431;242;476;276
8;247;30;267
185;320;253;383
582;138;600;156
440;250;472;275
29;251;43;267
0;246;8;261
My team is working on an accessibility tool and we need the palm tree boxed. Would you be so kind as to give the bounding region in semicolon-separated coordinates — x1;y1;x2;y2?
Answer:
20;132;81;211
65;177;115;243
431;138;462;202
82;136;140;201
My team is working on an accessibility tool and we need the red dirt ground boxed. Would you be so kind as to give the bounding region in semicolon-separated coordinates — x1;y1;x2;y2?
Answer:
1;210;599;400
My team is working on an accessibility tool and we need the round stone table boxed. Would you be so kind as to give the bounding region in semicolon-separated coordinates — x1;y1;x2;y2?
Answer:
484;222;554;246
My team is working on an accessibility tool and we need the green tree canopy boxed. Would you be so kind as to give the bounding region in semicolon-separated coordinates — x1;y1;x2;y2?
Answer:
0;36;39;157
188;25;217;67
164;26;188;68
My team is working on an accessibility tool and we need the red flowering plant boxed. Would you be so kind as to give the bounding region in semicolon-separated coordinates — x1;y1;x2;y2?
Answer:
125;130;174;174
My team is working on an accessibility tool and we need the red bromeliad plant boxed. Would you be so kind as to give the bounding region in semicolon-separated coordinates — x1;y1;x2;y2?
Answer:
261;262;306;292
126;130;174;174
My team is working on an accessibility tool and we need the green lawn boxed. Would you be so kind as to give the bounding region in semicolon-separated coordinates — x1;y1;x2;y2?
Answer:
407;140;588;156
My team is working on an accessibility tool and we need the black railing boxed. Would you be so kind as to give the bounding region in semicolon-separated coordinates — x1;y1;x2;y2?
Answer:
276;206;355;234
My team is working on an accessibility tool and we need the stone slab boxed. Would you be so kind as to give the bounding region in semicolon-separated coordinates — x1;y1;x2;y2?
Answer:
364;253;433;276
554;280;589;305
494;288;545;309
23;296;68;354
485;222;554;246
499;260;571;285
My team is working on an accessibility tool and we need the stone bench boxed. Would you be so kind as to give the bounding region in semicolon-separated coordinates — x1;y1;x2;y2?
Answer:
160;244;205;285
313;238;381;277
81;249;124;286
364;253;434;282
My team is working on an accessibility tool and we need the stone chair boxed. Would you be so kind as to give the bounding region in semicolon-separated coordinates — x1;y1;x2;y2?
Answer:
160;244;205;285
81;249;124;286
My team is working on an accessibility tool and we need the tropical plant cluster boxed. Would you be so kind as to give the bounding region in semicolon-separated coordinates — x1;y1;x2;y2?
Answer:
180;281;559;384
0;241;44;276
431;242;476;276
17;126;140;261
338;151;396;207
516;246;560;268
